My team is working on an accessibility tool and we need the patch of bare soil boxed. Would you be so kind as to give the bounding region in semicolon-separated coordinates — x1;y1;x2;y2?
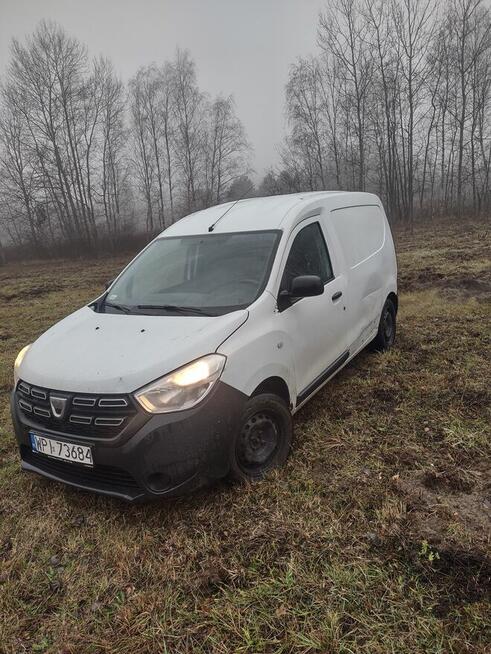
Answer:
396;466;491;587
395;467;491;612
402;272;491;301
436;276;491;302
397;467;491;556
0;282;62;301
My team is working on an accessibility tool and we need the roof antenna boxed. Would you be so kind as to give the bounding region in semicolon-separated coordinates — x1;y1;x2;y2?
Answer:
208;183;255;232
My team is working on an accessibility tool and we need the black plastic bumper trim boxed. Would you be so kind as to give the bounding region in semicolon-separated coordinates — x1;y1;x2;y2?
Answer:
11;380;247;501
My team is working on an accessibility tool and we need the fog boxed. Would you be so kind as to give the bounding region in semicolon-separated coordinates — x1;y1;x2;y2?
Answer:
0;0;326;176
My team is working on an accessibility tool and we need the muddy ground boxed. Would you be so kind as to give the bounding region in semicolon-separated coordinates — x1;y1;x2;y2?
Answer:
0;218;489;653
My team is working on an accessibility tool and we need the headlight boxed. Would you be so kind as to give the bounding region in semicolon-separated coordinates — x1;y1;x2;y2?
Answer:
134;354;226;414
14;344;31;384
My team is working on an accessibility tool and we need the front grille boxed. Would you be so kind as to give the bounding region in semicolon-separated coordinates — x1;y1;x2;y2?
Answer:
16;380;138;439
21;446;142;497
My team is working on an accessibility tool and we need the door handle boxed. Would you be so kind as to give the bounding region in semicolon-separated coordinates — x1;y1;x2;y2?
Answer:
331;291;343;302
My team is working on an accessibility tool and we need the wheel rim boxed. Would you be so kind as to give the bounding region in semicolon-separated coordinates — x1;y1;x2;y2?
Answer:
383;307;394;344
237;411;281;474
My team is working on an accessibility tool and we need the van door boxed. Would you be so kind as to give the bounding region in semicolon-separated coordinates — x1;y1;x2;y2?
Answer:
276;219;350;405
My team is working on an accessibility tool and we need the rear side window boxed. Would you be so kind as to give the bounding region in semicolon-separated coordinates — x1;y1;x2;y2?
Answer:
280;222;333;292
330;205;385;268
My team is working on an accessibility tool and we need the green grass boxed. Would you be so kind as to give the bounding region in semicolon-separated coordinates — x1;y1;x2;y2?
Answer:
0;219;490;653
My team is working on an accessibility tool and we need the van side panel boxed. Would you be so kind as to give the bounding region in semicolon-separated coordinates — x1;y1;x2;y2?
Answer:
220;196;397;406
328;204;397;354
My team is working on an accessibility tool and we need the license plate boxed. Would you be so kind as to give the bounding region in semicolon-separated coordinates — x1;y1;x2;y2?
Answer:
30;432;93;467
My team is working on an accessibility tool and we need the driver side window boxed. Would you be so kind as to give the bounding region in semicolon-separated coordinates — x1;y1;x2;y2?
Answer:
280;222;333;293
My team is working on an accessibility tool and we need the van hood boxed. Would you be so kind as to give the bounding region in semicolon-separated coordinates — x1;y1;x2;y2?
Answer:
19;306;248;394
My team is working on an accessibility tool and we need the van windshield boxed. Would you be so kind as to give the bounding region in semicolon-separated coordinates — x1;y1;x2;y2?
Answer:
103;230;281;316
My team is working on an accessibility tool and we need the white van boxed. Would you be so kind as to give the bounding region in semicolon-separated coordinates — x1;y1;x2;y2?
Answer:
12;192;397;501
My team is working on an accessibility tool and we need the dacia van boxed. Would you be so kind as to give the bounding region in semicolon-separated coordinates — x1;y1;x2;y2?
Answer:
11;192;397;501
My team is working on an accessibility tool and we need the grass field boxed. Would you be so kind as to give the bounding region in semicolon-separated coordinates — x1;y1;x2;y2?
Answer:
0;220;490;653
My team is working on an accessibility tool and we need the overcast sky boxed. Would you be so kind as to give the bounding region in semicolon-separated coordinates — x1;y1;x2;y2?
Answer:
0;0;326;178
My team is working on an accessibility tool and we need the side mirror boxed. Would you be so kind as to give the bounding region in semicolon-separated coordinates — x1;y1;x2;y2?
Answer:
278;275;324;310
290;275;324;298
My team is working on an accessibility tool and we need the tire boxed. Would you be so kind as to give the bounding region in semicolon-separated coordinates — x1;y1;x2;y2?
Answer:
229;393;293;482
371;298;396;352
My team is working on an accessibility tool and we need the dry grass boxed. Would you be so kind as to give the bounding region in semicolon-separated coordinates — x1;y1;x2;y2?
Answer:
0;219;490;653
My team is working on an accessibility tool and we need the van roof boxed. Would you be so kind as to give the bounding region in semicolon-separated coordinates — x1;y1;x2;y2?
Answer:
159;191;381;237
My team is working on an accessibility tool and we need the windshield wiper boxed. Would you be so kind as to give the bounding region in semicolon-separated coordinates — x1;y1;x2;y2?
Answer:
136;304;212;316
104;301;132;314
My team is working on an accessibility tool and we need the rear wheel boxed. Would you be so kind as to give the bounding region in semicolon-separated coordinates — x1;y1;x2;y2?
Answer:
371;298;396;351
229;393;292;482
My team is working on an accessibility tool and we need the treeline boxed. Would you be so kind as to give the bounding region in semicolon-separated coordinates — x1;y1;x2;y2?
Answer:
1;2;490;257
266;0;491;223
0;21;250;252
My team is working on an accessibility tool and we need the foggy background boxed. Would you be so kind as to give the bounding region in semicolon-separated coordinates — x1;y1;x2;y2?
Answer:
0;0;489;257
0;0;326;177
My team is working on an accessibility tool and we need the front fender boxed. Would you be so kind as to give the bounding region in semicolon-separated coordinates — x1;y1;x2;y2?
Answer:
217;294;297;403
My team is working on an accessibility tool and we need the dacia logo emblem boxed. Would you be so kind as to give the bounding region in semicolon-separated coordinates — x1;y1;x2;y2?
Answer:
50;395;68;419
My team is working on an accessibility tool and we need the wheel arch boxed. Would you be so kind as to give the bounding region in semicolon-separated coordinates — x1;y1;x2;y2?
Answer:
251;376;291;409
387;291;398;314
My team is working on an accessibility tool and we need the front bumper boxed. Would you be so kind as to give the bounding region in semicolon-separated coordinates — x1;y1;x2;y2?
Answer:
11;381;247;501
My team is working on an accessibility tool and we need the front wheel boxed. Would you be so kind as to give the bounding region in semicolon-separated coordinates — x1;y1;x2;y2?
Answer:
371;299;396;351
229;393;293;482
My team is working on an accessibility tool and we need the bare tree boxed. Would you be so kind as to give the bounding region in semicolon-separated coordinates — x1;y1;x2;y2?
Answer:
0;101;39;246
278;0;491;221
204;95;250;205
286;57;328;189
99;59;126;239
172;49;206;213
129;69;157;233
319;0;374;191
